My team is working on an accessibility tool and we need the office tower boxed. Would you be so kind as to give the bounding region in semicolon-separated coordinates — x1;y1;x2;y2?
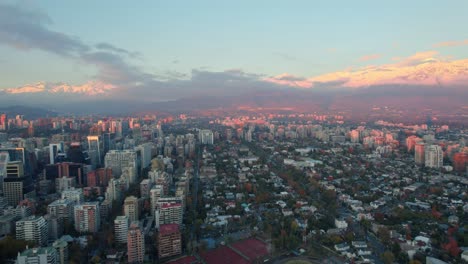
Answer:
66;142;87;164
104;150;137;178
49;143;64;165
0;147;28;173
45;163;84;186
105;178;128;202
127;222;145;264
157;202;183;225
16;247;58;264
48;199;74;223
102;132;116;155
135;143;152;170
16;215;48;246
425;145;443;168
3;161;34;206
87;167;112;187
74;202;100;233
61;188;84;204
414;142;425;165
87;135;102;167
124;196;139;222
52;239;69;264
114;215;129;244
158;224;181;258
150;185;164;216
199;129;214;145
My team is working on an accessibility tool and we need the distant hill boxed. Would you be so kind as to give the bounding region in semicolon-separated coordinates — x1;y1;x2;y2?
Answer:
0;105;58;119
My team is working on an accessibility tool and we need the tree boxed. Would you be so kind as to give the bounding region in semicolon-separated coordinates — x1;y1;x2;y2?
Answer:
0;236;36;262
381;251;395;264
378;227;391;246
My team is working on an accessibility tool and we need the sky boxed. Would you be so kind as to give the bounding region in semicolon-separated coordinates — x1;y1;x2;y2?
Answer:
0;0;468;103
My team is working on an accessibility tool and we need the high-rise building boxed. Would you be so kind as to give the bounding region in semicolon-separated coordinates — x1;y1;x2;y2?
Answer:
16;246;58;264
3;161;34;206
127;222;145;264
114;215;129;244
66;142;87;164
52;239;69;264
0;114;7;131
199;129;214;145
150;185;164;216
44;214;63;242
414;142;425;165
350;130;360;143
139;179;152;198
158;224;181;258
45;163;85;186
16;215;48;246
0;152;9;193
48;199;74;223
135;143;153;170
104;150;137;179
61;188;84;204
55;176;76;194
406;135;422;152
453;152;468;173
157;202;183;225
425;145;443;168
124;196;139;222
87;167;112;187
49;143;64;165
87;135;103;167
74;202;100;233
102;132;116;155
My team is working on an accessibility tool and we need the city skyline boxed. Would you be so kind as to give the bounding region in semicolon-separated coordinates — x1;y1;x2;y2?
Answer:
0;1;468;108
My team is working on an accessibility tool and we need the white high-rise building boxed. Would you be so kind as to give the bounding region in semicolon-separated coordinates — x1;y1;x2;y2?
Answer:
16;216;48;246
114;215;129;244
104;150;137;177
124;196;139;222
17;246;58;264
199;129;214;145
150;185;164;216
61;188;83;204
55;176;75;194
425;145;443;168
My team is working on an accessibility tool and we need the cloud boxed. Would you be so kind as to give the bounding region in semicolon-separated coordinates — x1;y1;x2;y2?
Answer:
95;43;140;58
359;54;381;62
0;3;147;91
433;39;468;48
263;73;313;88
0;3;89;56
265;51;468;88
